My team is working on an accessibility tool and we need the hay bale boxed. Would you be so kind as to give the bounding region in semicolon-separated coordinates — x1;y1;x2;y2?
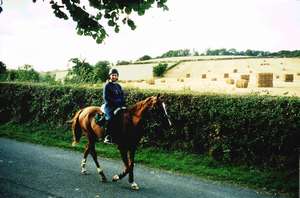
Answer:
186;73;191;78
297;73;300;76
233;69;238;73
146;79;155;85
160;79;166;83
283;74;294;82
240;74;250;81
211;78;217;81
202;74;207;79
180;78;184;82
276;75;280;79
226;78;234;85
236;79;249;88
249;70;253;73
224;73;229;78
256;73;273;87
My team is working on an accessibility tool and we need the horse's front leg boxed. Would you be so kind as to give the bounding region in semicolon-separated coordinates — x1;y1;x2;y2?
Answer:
89;140;107;182
112;148;130;182
128;148;139;190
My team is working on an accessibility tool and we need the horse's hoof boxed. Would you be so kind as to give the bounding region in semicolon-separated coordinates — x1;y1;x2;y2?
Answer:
112;175;119;182
131;182;140;191
81;170;88;175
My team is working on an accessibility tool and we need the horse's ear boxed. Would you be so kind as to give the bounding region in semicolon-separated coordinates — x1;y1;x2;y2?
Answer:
157;93;164;100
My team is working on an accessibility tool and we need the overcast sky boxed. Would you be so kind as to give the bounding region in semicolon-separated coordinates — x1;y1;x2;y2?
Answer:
0;0;300;71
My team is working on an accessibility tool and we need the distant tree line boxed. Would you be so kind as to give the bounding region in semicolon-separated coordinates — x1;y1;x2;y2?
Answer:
137;48;300;61
0;58;111;84
0;61;57;84
205;48;300;57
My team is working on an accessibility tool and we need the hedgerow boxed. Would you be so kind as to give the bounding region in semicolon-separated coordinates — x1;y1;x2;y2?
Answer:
0;82;299;173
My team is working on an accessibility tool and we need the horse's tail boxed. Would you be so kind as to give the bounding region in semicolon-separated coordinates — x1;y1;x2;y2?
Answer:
70;109;83;147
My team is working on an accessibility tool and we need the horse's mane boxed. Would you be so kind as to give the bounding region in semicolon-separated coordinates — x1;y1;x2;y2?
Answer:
127;98;148;114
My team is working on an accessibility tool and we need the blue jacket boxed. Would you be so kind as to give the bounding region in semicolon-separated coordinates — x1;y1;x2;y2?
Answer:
103;82;125;119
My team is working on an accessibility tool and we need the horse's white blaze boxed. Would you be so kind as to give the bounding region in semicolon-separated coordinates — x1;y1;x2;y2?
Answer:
162;102;172;126
131;182;140;190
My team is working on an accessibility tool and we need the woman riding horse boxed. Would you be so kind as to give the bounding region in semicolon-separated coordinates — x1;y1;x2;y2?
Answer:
97;68;125;144
70;94;172;190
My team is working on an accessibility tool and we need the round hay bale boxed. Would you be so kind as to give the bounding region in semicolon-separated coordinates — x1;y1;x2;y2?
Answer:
186;73;191;78
202;74;207;79
256;73;273;87
211;78;217;81
180;78;184;82
240;74;250;81
226;78;234;85
233;69;238;73
283;74;294;82
297;73;300;76
224;73;229;78
276;75;280;79
236;79;249;88
160;79;166;83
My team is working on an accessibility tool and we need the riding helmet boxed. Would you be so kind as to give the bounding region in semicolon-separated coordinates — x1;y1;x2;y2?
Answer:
109;68;119;76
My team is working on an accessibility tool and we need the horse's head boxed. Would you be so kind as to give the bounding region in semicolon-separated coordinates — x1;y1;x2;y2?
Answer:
144;94;172;127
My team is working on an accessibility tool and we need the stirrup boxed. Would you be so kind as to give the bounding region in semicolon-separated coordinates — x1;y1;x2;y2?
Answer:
104;135;113;144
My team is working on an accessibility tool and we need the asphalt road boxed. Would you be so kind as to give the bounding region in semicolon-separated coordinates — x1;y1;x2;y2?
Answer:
0;138;282;198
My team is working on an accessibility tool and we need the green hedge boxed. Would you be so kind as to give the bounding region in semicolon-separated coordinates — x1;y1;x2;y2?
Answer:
0;82;299;172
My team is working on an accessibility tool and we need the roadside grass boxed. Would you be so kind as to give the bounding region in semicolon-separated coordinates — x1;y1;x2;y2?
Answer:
0;122;297;198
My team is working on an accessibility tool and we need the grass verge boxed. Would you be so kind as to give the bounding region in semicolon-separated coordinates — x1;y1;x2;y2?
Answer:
0;122;297;198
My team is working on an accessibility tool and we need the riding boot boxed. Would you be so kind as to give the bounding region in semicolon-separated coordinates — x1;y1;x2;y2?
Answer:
104;120;114;144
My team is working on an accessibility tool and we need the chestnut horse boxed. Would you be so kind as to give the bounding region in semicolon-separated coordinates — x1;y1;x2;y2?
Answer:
69;94;172;190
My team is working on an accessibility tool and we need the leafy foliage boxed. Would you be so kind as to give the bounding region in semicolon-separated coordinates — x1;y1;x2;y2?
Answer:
153;63;167;77
29;0;168;43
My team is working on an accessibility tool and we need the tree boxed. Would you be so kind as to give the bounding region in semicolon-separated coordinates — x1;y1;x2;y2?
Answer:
65;58;94;83
138;55;152;61
153;63;167;77
16;0;168;44
93;61;110;82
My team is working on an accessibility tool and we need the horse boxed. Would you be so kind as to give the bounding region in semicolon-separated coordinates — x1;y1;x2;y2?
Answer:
69;94;172;190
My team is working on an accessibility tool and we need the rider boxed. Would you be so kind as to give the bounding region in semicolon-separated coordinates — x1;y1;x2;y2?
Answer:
100;68;125;143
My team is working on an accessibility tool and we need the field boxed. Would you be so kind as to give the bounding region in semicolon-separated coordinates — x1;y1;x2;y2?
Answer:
119;57;300;97
50;56;300;96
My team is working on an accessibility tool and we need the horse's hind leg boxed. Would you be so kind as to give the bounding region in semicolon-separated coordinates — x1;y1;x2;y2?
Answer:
81;143;90;174
89;141;107;182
